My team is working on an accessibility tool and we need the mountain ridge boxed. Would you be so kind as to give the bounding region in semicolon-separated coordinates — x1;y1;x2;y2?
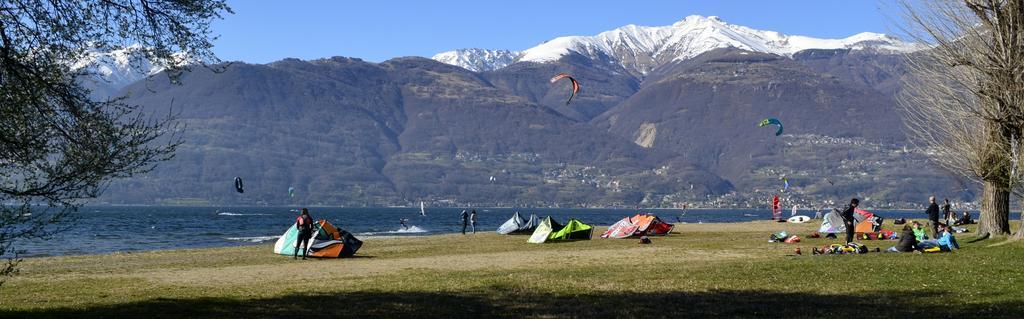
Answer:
88;16;968;208
432;49;521;72
432;15;917;76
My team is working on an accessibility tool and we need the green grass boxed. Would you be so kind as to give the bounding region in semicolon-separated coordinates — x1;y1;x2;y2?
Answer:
1;220;1022;318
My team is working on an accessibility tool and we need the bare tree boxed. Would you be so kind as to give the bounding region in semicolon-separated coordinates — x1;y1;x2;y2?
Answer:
0;0;231;285
898;0;1024;238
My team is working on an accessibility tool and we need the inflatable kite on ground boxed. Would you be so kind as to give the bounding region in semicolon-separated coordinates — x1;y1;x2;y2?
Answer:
758;118;783;136
549;73;580;105
528;217;593;243
234;177;244;193
497;212;540;235
273;220;362;258
819;211;846;234
601;214;675;239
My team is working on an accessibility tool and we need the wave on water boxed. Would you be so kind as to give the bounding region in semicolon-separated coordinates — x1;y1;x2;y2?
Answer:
359;226;429;236
217;212;269;216
743;214;758;217
225;236;278;243
394;226;428;233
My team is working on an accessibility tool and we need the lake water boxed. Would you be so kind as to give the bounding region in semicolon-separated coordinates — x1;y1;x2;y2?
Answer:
13;206;1004;257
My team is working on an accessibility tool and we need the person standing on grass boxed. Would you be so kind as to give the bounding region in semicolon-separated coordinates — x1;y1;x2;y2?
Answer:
460;209;469;235
294;208;315;260
470;210;478;234
941;198;954;226
839;198;859;244
925;196;941;238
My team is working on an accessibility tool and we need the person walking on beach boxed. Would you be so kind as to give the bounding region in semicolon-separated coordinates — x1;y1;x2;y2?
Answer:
460;209;469;235
839;198;859;244
470;210;477;234
925;196;940;238
294;208;315;260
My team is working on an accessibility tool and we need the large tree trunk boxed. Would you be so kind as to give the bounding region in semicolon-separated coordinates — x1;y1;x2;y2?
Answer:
978;180;1011;238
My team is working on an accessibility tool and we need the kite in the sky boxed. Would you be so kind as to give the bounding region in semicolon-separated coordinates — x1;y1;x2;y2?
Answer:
234;177;244;194
758;118;783;136
549;73;580;105
288;187;295;198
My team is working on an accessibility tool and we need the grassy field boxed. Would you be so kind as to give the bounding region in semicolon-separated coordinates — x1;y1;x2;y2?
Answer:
1;220;1022;318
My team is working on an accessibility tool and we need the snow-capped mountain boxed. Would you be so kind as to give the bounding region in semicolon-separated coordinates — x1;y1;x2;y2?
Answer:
431;48;521;72
72;46;165;91
433;15;918;76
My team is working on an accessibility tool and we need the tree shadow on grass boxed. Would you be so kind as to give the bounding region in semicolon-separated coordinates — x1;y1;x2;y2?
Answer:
4;289;1021;319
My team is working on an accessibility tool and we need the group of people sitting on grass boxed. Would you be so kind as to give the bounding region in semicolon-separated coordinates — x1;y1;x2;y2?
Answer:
810;220;960;255
888;220;960;253
810;197;963;255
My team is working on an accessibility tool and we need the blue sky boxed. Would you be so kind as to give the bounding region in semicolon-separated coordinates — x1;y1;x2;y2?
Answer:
211;1;900;64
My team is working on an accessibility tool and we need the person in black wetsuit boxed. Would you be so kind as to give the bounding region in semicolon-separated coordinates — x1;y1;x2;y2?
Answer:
925;196;940;239
294;208;314;260
460;210;469;235
840;198;859;244
941;198;954;226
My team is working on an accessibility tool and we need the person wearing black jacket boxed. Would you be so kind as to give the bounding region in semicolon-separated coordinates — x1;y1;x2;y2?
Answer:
925;196;940;238
460;210;469;235
839;198;859;244
941;198;953;225
892;225;917;252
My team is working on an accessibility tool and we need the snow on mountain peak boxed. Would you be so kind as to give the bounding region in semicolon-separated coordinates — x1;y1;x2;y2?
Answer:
431;48;521;72
72;46;166;88
673;15;723;26
71;46;196;97
434;15;917;75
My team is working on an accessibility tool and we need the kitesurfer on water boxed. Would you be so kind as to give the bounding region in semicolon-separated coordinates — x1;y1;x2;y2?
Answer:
294;208;314;260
